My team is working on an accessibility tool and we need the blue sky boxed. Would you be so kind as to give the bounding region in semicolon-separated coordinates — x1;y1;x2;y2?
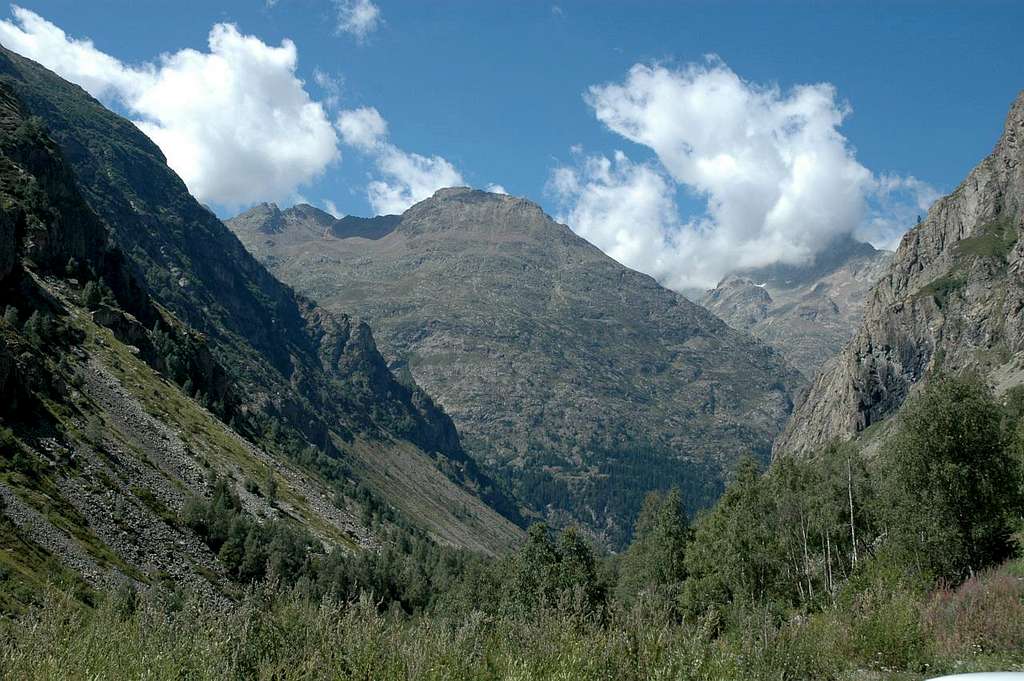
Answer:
3;1;1024;288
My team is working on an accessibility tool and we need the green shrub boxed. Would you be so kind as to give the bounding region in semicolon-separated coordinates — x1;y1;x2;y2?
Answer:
880;375;1024;584
20;309;83;347
846;586;931;673
0;426;15;452
243;477;260;495
81;280;104;311
262;469;278;506
10;450;39;479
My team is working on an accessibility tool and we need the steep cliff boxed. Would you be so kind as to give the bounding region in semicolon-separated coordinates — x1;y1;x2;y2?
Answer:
776;91;1024;457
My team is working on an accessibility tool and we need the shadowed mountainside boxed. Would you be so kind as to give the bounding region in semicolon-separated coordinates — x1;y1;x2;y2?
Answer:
0;45;523;575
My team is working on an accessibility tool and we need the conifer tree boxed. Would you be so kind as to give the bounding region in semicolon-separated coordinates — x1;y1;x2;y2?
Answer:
616;487;690;608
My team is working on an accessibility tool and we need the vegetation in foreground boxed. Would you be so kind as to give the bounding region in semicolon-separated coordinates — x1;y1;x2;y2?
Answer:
1;559;1022;681
1;375;1023;679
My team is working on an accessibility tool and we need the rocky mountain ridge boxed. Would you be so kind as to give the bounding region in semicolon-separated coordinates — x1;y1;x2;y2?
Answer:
702;235;893;374
775;90;1024;457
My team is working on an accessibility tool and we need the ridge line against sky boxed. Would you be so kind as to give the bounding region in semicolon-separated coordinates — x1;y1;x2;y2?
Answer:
1;1;1020;290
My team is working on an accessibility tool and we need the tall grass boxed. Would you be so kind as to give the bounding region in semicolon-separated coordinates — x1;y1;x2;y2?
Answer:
0;587;834;680
924;566;1024;659
2;562;1022;681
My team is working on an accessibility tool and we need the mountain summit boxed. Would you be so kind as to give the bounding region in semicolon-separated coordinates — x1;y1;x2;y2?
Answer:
776;91;1024;457
229;187;804;547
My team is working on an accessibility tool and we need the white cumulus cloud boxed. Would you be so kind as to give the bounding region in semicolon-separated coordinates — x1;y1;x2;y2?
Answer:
336;106;388;151
0;6;143;97
551;58;937;290
550;152;690;286
335;0;382;41
368;148;464;215
336;106;465;214
0;6;339;208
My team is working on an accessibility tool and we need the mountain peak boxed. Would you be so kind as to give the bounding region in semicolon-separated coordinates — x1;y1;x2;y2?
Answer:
237;202;284;234
733;233;880;290
995;89;1024;162
283;203;336;229
422;186;535;209
430;186;478;200
702;234;892;374
227;181;803;548
400;186;553;239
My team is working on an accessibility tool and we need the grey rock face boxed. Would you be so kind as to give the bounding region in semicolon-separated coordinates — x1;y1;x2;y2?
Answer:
703;278;772;327
702;235;893;375
228;187;804;547
775;91;1024;458
0;80;108;277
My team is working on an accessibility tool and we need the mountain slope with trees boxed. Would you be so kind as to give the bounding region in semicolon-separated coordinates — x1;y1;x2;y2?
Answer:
0;44;524;613
4;372;1023;678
